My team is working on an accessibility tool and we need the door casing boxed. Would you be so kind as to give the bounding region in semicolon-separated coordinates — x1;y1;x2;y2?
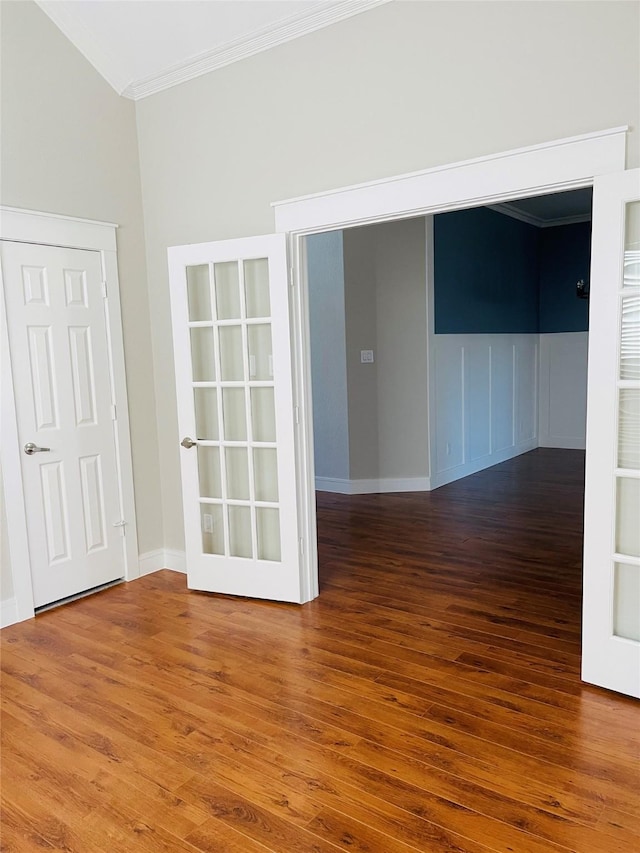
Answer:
273;125;629;617
0;207;139;626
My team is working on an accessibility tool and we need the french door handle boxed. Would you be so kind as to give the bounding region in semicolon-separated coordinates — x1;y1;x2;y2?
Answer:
24;442;50;455
181;437;197;449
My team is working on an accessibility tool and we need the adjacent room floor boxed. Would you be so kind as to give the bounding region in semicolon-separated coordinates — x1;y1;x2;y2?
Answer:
1;449;638;852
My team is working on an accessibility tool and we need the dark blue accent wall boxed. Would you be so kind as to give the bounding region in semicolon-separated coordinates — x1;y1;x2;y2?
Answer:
538;222;591;333
434;209;591;335
434;208;540;334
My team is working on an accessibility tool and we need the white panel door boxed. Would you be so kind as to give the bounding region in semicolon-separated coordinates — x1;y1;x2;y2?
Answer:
168;235;302;602
1;241;125;607
583;169;640;697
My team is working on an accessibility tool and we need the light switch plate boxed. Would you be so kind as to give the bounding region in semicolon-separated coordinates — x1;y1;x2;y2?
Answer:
360;350;374;363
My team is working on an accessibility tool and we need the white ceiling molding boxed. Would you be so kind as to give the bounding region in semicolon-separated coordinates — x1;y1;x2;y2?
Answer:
124;0;391;100
36;1;133;95
38;0;391;101
488;203;592;229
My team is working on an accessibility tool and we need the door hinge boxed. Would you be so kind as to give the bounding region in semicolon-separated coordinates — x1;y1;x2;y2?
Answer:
101;280;108;298
110;404;117;421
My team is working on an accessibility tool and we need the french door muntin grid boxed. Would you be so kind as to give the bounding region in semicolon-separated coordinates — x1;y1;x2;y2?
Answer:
186;258;281;562
613;205;640;641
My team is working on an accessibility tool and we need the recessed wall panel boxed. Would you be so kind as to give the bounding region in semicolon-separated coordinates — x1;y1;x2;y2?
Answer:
40;462;70;564
464;343;491;462
515;340;537;443
22;265;49;305
79;455;107;553
28;325;58;430
64;269;88;307
490;342;514;452
435;342;463;473
69;326;97;426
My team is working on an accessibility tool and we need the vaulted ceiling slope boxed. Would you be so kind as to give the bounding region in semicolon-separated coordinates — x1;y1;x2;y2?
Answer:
35;0;390;100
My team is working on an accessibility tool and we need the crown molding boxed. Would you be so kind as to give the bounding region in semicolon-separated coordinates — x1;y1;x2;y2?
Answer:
488;203;592;229
122;0;391;100
35;0;133;95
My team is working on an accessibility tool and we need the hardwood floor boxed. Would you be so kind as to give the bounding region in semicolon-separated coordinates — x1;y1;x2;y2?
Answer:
1;448;639;852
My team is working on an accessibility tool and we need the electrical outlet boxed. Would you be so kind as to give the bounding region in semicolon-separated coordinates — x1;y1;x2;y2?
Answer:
360;350;374;363
203;513;213;533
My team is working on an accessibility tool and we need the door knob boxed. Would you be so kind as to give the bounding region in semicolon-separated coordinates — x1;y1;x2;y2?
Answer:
180;437;197;449
24;442;50;455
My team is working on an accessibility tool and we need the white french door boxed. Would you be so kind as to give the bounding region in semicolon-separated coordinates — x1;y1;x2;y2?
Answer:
583;168;640;697
1;240;125;607
168;234;303;602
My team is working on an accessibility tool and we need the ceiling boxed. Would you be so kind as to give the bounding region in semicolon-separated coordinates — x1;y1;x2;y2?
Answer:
36;0;389;100
495;188;593;228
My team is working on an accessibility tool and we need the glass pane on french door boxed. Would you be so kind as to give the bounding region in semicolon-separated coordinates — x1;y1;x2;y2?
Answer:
187;259;281;563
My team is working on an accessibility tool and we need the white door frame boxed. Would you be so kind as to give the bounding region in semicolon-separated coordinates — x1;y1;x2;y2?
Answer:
272;125;629;608
0;207;139;626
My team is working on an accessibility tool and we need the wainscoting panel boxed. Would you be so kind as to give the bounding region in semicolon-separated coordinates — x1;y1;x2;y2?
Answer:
539;332;588;449
464;340;491;463
432;334;538;488
490;339;515;453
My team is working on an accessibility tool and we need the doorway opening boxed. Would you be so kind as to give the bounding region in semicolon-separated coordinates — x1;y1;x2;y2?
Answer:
304;187;592;637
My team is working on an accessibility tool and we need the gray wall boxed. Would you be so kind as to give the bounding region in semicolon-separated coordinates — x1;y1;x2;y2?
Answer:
0;2;161;558
309;218;428;485
344;219;429;482
343;227;380;480
374;218;429;480
3;1;636;560
136;0;639;548
307;232;350;481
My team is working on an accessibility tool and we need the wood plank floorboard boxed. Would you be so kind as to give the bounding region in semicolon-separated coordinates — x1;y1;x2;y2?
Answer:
2;449;639;851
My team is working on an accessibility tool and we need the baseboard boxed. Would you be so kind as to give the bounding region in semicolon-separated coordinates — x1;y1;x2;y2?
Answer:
164;549;187;574
539;436;586;450
0;597;18;629
138;549;166;576
316;476;431;494
430;440;538;490
138;549;187;577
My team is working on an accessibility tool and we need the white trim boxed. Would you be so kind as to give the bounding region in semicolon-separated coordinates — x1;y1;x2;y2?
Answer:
289;234;319;603
139;550;166;577
139;549;187;577
487;203;591;229
274;127;626;233
0;207;118;230
278;127;628;610
582;168;640;698
115;0;389;100
1;262;36;624
164;549;187;574
0;207;117;252
316;476;431;495
0;598;19;630
0;207;139;624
